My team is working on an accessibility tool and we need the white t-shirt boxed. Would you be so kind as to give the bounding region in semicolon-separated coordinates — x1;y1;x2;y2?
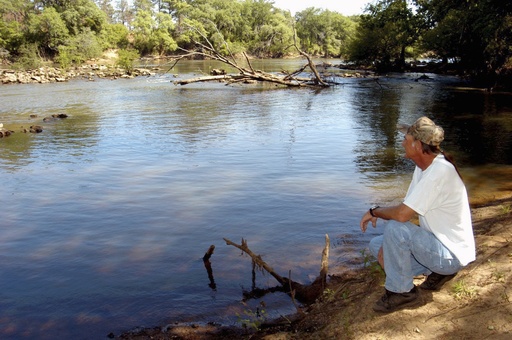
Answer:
403;154;476;266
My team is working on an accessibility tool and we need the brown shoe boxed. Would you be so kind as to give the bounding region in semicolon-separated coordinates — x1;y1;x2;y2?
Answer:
419;272;456;291
373;286;419;313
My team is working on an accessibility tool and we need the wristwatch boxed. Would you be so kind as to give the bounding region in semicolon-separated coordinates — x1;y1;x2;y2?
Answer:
369;205;380;217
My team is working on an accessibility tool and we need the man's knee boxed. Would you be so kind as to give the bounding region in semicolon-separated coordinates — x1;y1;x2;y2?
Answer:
383;221;410;244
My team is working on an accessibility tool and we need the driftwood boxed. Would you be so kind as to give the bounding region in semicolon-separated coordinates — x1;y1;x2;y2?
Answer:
223;234;330;304
169;24;337;88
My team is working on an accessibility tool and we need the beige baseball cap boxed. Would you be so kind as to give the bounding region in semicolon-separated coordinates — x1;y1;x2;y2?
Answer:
398;116;444;146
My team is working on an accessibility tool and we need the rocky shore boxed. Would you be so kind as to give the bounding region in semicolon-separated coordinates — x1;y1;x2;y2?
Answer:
0;64;155;85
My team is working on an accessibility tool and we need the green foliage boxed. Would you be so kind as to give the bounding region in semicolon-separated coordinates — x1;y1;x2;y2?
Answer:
501;204;511;215
26;7;70;57
116;48;140;73
98;23;130;49
295;8;355;58
60;0;108;35
71;29;103;62
54;29;103;67
115;0;134;25
247;8;295;57
451;279;477;300
55;45;73;69
321;288;336;302
11;43;42;70
360;249;385;276
0;18;23;52
132;10;177;55
236;302;267;330
416;0;512;79
347;0;419;70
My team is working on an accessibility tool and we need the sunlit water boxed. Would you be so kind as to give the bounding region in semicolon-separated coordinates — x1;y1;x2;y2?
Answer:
1;60;511;338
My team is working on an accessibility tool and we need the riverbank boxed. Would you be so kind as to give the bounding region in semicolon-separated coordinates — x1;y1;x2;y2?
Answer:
117;188;512;339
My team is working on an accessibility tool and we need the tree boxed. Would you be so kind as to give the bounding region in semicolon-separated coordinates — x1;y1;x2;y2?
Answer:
295;7;356;58
244;3;295;57
26;6;69;57
99;22;130;49
115;0;134;27
347;0;419;71
96;0;115;23
133;0;155;13
154;12;178;54
59;0;108;35
416;0;512;84
0;0;32;52
132;8;177;55
295;7;322;55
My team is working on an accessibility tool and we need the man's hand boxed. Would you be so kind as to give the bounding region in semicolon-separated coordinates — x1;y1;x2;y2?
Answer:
360;210;377;233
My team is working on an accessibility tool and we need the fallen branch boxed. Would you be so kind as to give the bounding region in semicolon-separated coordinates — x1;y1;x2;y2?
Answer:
223;238;292;287
168;23;335;88
291;29;329;87
223;235;330;304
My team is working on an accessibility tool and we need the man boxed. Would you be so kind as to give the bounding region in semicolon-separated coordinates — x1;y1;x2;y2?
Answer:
360;116;475;313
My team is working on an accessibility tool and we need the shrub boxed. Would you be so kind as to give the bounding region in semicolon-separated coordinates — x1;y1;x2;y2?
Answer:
12;43;42;70
116;48;140;73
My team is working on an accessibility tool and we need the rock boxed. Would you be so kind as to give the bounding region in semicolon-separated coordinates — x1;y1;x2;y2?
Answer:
0;128;14;137
211;68;226;75
2;72;17;83
1;65;153;85
29;125;43;133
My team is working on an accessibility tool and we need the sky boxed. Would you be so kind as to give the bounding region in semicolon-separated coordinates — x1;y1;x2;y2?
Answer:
271;0;372;16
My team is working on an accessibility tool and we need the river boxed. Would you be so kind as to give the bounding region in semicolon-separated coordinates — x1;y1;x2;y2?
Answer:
1;59;511;339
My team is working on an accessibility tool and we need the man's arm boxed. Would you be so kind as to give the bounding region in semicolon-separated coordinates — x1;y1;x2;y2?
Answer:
360;203;416;233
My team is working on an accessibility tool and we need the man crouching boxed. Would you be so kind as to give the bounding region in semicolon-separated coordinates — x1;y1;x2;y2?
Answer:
360;116;475;313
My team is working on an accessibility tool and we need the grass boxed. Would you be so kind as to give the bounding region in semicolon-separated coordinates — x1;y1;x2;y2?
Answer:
236;301;267;330
500;204;511;215
360;249;385;276
452;279;477;300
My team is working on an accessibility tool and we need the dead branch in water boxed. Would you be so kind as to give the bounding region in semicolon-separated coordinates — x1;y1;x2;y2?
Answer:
168;23;335;88
223;235;330;304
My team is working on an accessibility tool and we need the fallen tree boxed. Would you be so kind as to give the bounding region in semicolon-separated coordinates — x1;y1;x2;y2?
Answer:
168;24;338;88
